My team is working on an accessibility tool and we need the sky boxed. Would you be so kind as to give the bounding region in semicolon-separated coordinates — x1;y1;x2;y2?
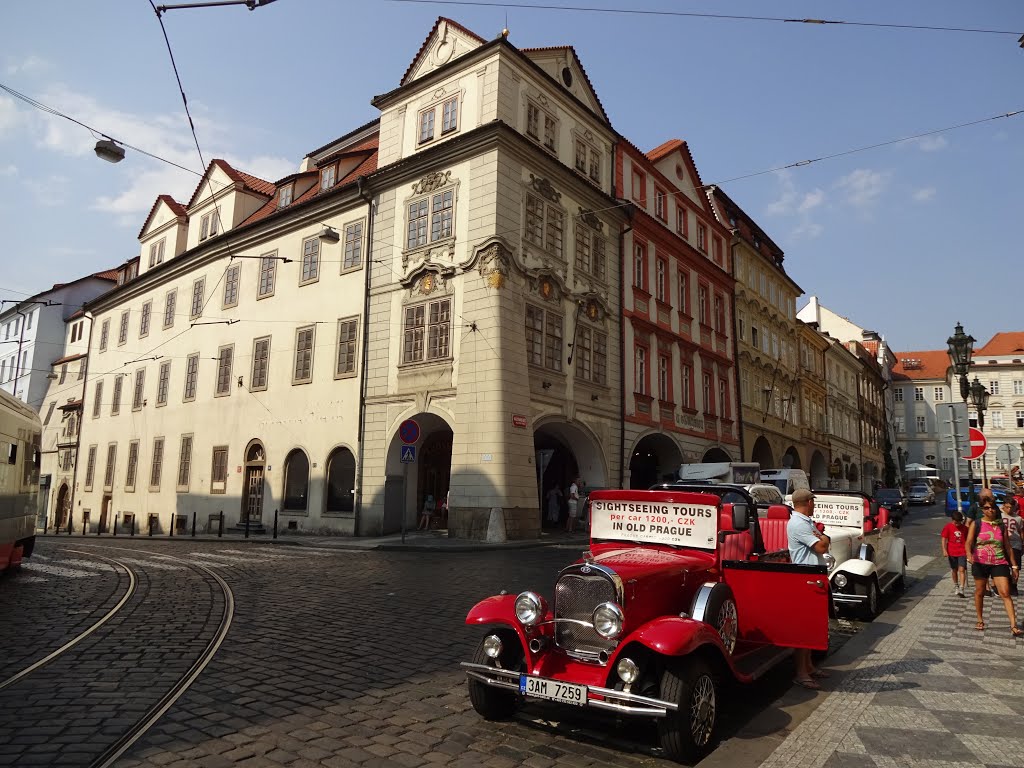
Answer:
0;0;1021;353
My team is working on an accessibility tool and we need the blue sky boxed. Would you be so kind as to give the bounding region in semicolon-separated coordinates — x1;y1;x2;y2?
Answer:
1;1;1020;352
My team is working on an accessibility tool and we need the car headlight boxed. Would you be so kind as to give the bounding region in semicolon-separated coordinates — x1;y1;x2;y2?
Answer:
616;657;639;684
834;573;848;589
592;602;624;639
483;634;503;658
824;553;836;572
514;591;543;626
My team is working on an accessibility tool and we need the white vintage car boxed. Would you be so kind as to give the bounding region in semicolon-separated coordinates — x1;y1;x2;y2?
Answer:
813;492;908;619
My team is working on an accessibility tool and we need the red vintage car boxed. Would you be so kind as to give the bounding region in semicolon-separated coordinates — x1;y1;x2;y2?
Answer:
461;486;831;763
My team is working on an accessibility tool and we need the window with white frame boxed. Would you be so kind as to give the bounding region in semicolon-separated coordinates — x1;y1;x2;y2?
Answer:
676;206;688;237
215;345;233;397
895;416;905;432
681;364;692;408
125;441;139;492
574;325;606;385
258;255;276;298
320;165;336;190
99;319;109;351
176;435;193;491
573;137;600;183
251;337;270;391
293;326;315;383
655;258;667;302
526;101;557;152
992;411;1004;429
190;278;205;319
914;387;923;401
703;373;713;414
677;271;688;314
933;387;944;402
278;184;293;208
223;263;240;308
343;222;363;270
1014;379;1023;395
157;361;170;406
654;188;667;221
989;379;1000;395
183;353;199;402
574;222;606;280
335;319;358;378
658;355;670;401
148;238;165;268
1017;410;1024;428
894;387;903;402
524;192;563;260
163;290;176;329
525;305;562;372
132;368;145;411
150;437;163;489
633;242;647;290
915;415;926;432
402;299;451;365
118;311;129;345
139;301;152;338
104;443;117;491
697;223;707;252
698;285;708;325
300;237;320;284
199;210;220;241
634;347;647;395
419;95;459;144
111;375;122;415
407;188;454;250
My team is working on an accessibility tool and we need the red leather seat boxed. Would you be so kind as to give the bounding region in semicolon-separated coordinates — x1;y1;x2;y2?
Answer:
758;505;791;552
876;508;889;528
719;505;754;561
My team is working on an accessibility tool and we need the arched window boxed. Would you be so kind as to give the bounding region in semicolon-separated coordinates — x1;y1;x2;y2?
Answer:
283;449;309;512
325;448;356;513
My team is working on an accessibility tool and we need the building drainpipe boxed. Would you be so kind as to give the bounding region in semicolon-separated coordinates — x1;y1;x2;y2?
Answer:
353;176;376;537
618;211;634;490
728;236;746;461
67;312;94;532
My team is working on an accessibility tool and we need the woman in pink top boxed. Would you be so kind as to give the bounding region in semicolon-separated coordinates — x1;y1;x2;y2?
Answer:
966;494;1023;636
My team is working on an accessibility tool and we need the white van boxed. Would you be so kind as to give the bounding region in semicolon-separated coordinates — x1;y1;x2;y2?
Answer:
678;462;761;485
759;468;810;504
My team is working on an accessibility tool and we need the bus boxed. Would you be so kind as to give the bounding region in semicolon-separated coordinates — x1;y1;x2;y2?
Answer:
1;390;40;572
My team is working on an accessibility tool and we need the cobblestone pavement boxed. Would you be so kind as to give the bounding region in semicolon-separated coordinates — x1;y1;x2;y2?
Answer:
0;538;889;768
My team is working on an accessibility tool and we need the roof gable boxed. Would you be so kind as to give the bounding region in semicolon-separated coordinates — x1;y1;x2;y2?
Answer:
137;194;186;241
402;17;487;86
185;159;273;209
521;46;609;125
977;332;1024;357
645;139;710;212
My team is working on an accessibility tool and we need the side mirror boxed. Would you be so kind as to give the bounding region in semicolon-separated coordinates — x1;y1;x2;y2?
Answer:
869;500;880;518
731;502;749;531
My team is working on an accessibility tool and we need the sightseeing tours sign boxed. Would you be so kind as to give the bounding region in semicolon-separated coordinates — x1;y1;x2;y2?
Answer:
590;499;718;549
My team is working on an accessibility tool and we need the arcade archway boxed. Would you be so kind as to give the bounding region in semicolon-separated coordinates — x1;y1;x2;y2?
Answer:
383;412;453;534
702;446;732;463
534;420;607;527
810;450;828;489
751;436;774;468
629;432;683;489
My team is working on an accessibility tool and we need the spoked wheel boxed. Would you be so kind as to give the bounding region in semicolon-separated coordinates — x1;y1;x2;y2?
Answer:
714;598;739;655
467;629;524;720
860;580;879;620
657;660;719;764
694;584;739;655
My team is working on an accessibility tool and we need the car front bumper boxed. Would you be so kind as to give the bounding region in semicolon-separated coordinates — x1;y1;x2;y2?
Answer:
461;661;679;717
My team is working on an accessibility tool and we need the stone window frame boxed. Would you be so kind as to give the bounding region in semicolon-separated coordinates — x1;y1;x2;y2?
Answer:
401;297;452;367
118;310;129;346
278;183;293;208
125;440;140;493
210;446;229;494
111;374;123;416
84;445;97;491
149;437;164;491
571;129;602;184
293;325;316;385
250;336;271;392
342;219;366;273
93;380;103;418
418;93;461;146
183;352;199;403
132;368;145;411
300;236;321;286
222;262;241;309
573;321;608;387
573;208;607;282
163;289;176;329
525;98;559;155
335;317;359;379
258;253;277;299
139;300;152;339
525;303;564;374
190;277;205;320
148;237;165;268
103;442;117;492
403;173;458;258
214;344;234;398
199;210;221;241
176;434;193;492
523;175;565;263
99;319;109;352
157;360;171;407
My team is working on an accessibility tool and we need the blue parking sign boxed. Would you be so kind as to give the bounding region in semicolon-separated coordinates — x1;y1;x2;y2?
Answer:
401;445;416;463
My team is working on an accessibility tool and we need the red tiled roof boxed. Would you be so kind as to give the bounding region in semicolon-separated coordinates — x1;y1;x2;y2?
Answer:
642;138;708;206
646;139;684;163
891;350;950;381
91;269;119;282
185;159;274;209
977;332;1024;357
136;194;187;240
521;45;610;125
319;135;382;166
304;118;381;160
402;17;487;85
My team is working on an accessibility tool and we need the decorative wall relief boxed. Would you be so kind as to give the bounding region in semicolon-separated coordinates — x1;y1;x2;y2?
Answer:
528;174;561;203
577;207;603;232
412;170;452;196
476;243;513;289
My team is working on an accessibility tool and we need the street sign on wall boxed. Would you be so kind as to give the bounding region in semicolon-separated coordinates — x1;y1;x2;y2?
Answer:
964;427;987;461
399;419;420;444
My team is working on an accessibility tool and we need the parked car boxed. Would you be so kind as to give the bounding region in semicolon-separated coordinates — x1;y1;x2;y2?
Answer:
945;486;1008;514
462;486;831;763
873;488;906;527
907;484;935;505
812;491;908;619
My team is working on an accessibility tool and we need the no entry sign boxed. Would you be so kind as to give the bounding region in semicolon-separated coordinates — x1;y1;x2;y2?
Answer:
399;419;420;444
964;427;987;461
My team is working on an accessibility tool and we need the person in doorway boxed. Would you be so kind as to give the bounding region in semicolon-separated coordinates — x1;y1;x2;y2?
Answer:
786;488;831;689
1000;495;1022;597
418;493;435;531
545;485;563;525
565;477;581;533
940;510;969;597
965;493;1022;636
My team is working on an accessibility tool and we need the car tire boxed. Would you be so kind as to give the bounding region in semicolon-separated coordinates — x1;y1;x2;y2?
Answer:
693;584;739;655
467;629;523;720
657;659;719;764
860;580;880;620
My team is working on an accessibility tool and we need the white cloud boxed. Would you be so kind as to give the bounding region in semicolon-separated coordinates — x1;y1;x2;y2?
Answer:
0;94;26;134
836;168;890;207
5;55;52;77
912;186;936;202
797;188;825;213
24;174;70;207
791;221;823;240
0;164;16;177
766;169;825;240
915;135;948;152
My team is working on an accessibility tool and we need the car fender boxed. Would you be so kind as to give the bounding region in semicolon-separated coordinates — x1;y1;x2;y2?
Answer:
887;537;908;574
465;594;530;648
625;615;729;659
832;558;876;582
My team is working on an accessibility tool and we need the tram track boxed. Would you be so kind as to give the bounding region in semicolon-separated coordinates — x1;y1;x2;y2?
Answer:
0;544;235;768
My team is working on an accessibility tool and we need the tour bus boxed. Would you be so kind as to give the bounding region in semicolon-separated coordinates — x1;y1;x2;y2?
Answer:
678;462;761;485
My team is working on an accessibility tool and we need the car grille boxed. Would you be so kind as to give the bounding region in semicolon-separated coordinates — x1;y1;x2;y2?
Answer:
554;569;617;658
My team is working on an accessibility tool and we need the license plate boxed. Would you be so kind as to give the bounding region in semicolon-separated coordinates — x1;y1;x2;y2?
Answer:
518;675;587;706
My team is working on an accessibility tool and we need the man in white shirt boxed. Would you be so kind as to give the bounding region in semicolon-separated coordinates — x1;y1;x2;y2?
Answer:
787;488;830;689
566;478;580;533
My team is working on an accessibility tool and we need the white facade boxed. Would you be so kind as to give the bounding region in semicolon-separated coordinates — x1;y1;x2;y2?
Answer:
823;339;862;489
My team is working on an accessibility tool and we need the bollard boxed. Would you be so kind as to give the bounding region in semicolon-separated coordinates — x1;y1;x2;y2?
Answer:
273;509;279;539
113;513;118;536
218;511;224;538
244;512;250;539
169;515;174;537
191;511;196;538
148;516;154;537
68;515;73;535
96;517;101;536
131;516;136;536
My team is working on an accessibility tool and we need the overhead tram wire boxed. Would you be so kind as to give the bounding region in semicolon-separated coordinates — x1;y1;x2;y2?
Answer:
382;0;1023;36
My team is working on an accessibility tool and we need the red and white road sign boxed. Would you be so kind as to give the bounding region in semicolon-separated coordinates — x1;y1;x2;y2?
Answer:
964;427;987;461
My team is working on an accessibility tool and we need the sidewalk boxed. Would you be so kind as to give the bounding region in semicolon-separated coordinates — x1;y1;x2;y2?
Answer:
715;569;1024;768
36;526;592;552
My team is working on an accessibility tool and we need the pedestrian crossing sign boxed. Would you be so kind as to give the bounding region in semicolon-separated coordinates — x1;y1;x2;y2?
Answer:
401;445;416;463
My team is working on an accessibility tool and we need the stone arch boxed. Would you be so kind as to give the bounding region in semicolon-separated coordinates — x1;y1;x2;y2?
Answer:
751;435;774;468
782;445;802;470
702;446;733;463
382;409;455;534
535;416;608;527
810;450;828;489
324;445;356;514
628;431;684;489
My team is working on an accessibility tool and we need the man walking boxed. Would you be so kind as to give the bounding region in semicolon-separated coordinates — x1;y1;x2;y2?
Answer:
566;477;580;533
787;488;831;690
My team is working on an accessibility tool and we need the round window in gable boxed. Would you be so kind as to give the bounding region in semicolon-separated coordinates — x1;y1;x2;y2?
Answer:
561;66;573;87
676;163;685;180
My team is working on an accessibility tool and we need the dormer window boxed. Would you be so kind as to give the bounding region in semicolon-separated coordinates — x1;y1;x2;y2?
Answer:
526;101;557;153
321;165;336;191
418;95;459;145
148;238;165;268
200;211;220;241
127;262;138;280
278;184;293;208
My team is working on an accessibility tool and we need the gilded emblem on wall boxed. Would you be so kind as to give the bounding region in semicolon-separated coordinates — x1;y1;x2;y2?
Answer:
585;300;600;321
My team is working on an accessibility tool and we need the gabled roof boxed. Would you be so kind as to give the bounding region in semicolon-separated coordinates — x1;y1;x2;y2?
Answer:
137;194;187;241
521;45;610;125
891;350;950;382
977;332;1024;357
642;138;710;213
318;135;381;167
401;16;487;85
304;118;381;161
185;159;274;209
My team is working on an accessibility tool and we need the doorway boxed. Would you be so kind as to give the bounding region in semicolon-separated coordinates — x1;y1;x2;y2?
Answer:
242;440;266;524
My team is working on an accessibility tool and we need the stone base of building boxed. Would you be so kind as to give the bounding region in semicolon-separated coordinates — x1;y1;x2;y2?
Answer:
449;506;541;540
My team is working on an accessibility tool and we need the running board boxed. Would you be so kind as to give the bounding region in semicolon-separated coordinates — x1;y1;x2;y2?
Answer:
733;645;793;680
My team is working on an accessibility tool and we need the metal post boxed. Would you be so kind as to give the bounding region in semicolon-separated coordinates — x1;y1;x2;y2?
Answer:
244;510;250;539
113;512;118;536
218;511;224;537
948;405;962;514
67;513;73;535
402;461;408;544
169;514;174;537
148;516;154;536
273;509;278;539
191;511;196;537
131;516;136;536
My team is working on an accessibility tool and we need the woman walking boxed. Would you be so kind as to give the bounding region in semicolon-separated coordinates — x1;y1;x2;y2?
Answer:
966;492;1023;637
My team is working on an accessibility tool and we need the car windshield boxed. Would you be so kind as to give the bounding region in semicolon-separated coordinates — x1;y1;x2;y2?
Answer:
910;486;929;492
876;490;901;501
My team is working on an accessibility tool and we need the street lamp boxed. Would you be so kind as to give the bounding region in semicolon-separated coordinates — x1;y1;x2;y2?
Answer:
947;322;977;509
970;377;990;487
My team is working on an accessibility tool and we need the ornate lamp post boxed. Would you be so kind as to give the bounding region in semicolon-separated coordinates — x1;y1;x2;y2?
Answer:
970;376;990;487
947;322;976;507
